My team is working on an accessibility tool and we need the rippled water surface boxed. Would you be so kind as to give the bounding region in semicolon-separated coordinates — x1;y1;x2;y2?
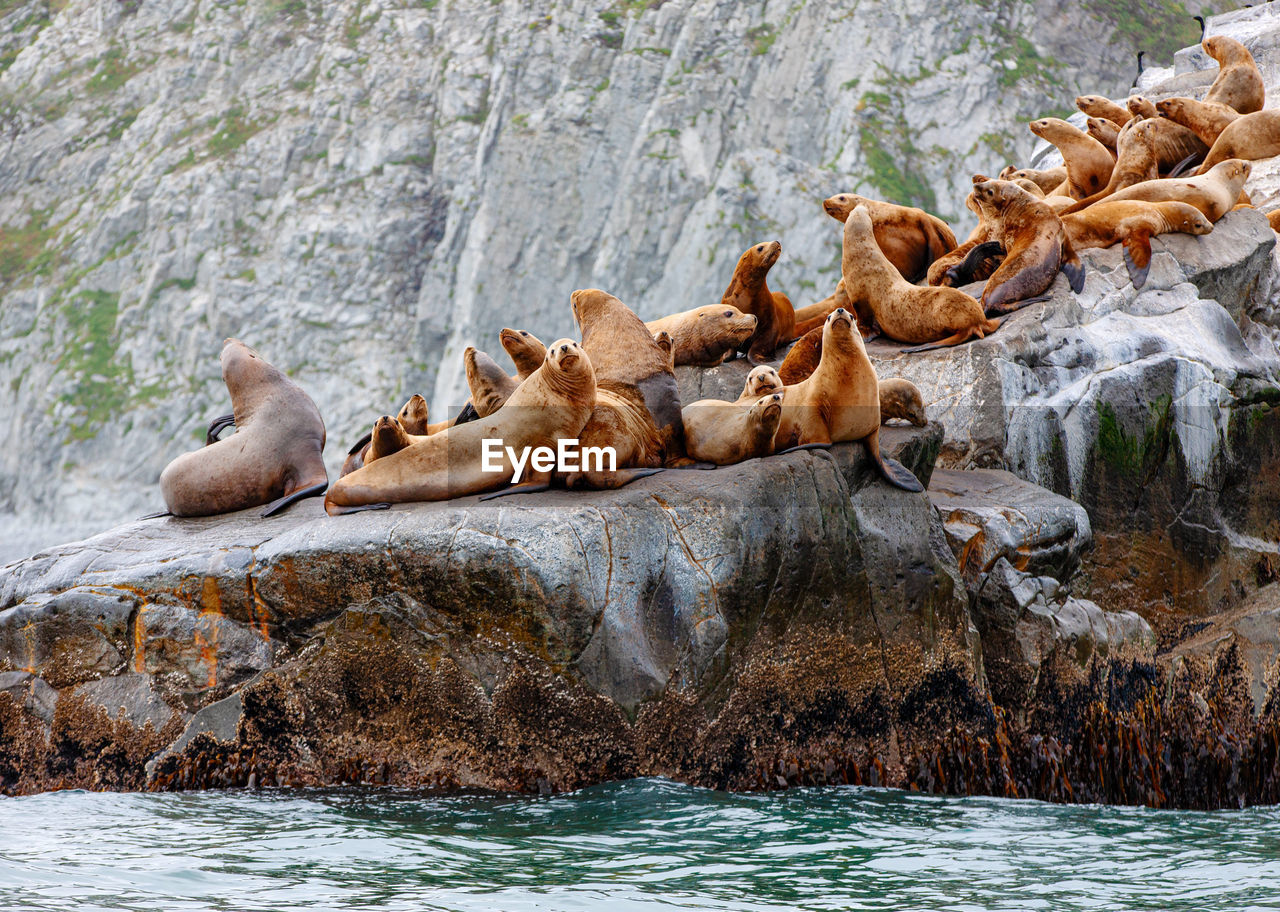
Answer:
3;779;1280;911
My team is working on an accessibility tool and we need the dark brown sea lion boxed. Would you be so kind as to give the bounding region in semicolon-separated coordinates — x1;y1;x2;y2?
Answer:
774;308;922;492
159;339;327;517
719;241;798;364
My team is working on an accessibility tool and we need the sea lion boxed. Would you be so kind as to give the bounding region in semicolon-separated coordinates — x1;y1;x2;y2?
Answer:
561;384;666;489
1202;35;1265;115
499;328;546;380
821;193;958;282
159;339;328;517
774;308;922;491
1012;178;1047;198
878;378;927;427
970;177;1085;313
998;166;1069;196
1100;159;1251;221
571;288;688;463
325;339;597;513
1156;96;1240;148
645;304;758;367
1062;200;1214;287
718;241;800;364
1086;117;1122;155
365;415;418;463
778;325;823;385
1076;94;1133;126
926;190;1000;287
339;393;445;479
1124;96;1208;175
1059;118;1162;215
1268;210;1280;234
681;390;784;466
1028;118;1115;200
1195;111;1280;175
737;365;784;401
464;347;519;419
840;203;1001;350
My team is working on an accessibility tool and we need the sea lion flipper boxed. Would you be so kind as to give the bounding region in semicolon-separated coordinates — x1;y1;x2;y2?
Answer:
1168;152;1201;178
1123;231;1153;288
454;401;480;426
261;481;329;517
138;510;172;520
478;481;552;501
776;442;832;456
328;502;392;516
346;430;374;457
874;451;925;492
206;413;236;446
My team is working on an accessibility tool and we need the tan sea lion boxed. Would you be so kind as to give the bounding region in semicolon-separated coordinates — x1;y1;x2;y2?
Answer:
970;177;1085;313
1268;210;1280;234
1062;200;1213;287
1086;117;1122;155
821;193;957;282
1156;96;1240;148
499;328;547;380
1059;118;1162;215
340;393;447;479
561;384;666;489
159;339;327;517
464;347;519;419
998;166;1069;196
1124;96;1208;175
1102;159;1251;220
1028;118;1115;199
879;378;927;427
325;339;597;513
1202;35;1265;115
681;390;784;466
1195;111;1280;175
1012;178;1047;198
365;415;419;463
737;365;784;402
645;304;758;367
1076;94;1133;126
778;325;823;385
774;308;922;491
840;203;1001;350
571;288;688;463
926;190;1001;287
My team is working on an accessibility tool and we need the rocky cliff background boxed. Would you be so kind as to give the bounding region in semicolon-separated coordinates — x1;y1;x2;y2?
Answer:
0;0;1212;561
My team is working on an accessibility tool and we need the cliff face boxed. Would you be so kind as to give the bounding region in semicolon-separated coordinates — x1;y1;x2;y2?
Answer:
0;0;1201;560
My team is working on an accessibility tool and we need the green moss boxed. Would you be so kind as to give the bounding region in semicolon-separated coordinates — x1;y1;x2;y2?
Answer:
855;86;937;212
1084;0;1202;60
1095;396;1173;477
746;23;776;56
85;46;141;95
0;208;60;288
104;107;140;141
207;106;263;157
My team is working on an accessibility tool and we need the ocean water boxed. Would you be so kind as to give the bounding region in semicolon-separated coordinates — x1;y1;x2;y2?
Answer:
2;778;1279;911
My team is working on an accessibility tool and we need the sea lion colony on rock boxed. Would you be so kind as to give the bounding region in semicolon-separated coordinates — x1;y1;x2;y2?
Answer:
151;34;1277;515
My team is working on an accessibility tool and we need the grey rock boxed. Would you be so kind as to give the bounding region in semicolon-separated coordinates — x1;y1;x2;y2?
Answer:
928;467;1092;589
72;673;178;732
0;671;58;723
0;587;134;689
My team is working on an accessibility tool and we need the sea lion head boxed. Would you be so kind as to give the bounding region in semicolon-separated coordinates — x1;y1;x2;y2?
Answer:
706;305;758;345
367;414;413;463
1028;117;1075;140
879;378;927;427
546;337;590;377
736;240;782;276
823;193;870;221
569;288;617;332
1075;94;1109;115
220;338;282;400
1154;98;1184;120
1215;158;1252;184
1170;204;1214;236
500;327;546;373
997;165;1017;180
823;307;858;352
970;177;1024;215
750;390;785;435
1128;118;1157;148
743;365;783;399
396;394;430;435
1204;35;1249;65
1126;95;1155;119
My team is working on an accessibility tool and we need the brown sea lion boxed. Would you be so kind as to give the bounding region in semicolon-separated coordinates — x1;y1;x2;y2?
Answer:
159;339;328;517
1028;118;1115;200
463;347;520;420
998;166;1069;196
681;390;784;466
340;393;447;479
1203;35;1265;115
878;378;927;427
1096;159;1251;222
716;241;797;364
645;304;758;367
499;328;546;380
1059;118;1162;215
1124;96;1208;175
561;384;666;489
365;415;419;463
571;288;688;463
970;177;1085;314
840;203;1001;350
1195;111;1280;175
1268;210;1280;234
774;308;922;491
1086;117;1122;155
1062;200;1213;288
778;325;823;385
325;339;597;513
821;193;958;282
1012;178;1047;198
737;365;784;402
926;190;1000;287
1076;94;1133;126
1156;96;1240;148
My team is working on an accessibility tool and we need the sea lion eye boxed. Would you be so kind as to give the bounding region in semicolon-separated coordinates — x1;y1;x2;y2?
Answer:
724;310;733;317
756;245;764;252
520;331;528;336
